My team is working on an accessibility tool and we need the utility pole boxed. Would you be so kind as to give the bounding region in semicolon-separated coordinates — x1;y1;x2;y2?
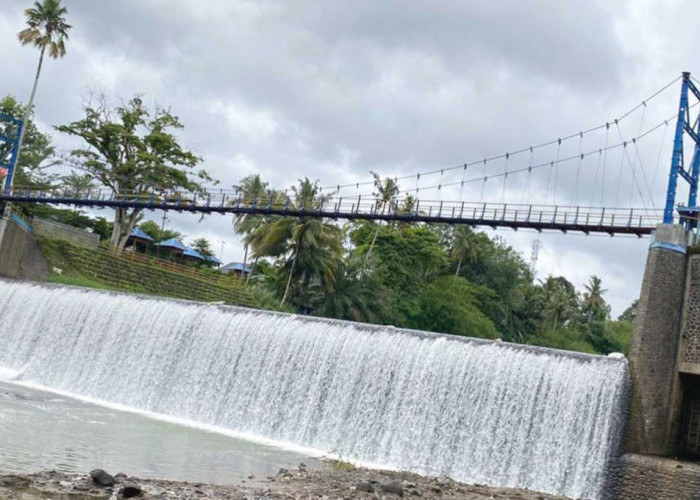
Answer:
219;240;226;261
160;212;168;239
530;239;541;277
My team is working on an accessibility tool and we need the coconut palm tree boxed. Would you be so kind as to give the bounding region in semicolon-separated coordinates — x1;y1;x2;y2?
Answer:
13;0;71;189
582;275;610;320
232;174;270;269
451;225;478;276
310;257;380;322
364;172;399;265
253;178;343;305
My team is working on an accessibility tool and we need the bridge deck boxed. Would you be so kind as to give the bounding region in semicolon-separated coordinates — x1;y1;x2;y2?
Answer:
0;188;663;236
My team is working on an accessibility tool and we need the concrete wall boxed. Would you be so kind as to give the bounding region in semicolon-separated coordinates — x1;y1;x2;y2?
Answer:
0;218;49;281
680;255;700;374
627;225;687;455
609;454;700;500
32;217;99;249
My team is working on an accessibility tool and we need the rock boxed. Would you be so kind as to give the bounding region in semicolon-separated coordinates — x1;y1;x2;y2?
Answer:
120;482;143;498
0;475;30;489
115;473;127;479
89;469;115;487
380;481;404;497
355;482;374;493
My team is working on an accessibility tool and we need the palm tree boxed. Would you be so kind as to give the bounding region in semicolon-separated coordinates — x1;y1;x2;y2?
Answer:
13;0;71;190
582;275;610;320
451;225;478;276
364;172;399;265
541;279;578;331
232;174;269;270
310;258;379;322
253;178;343;305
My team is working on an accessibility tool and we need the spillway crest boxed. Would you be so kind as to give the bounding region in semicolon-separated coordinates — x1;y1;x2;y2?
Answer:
0;281;628;499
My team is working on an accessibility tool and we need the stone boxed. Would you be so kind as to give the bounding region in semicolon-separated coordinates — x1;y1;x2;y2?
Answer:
0;476;30;489
120;482;143;498
115;473;127;479
89;469;115;487
355;482;374;493
380;481;404;496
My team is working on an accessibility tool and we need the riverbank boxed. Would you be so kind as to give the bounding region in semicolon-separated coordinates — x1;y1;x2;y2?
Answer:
0;465;569;499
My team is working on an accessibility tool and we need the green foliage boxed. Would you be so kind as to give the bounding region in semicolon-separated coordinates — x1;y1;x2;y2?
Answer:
18;203;112;240
191;237;214;258
56;96;212;249
0;95;56;187
238;173;635;356
18;0;71;59
409;276;498;339
138;219;184;243
252;178;343;305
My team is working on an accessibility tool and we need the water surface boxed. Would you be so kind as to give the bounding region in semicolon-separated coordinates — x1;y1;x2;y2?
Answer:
0;381;321;483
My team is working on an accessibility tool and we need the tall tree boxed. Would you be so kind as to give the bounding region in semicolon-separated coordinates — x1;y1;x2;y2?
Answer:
232;174;270;270
581;275;610;321
253;178;343;305
12;0;71;191
0;95;55;187
138;220;184;243
364;172;399;265
191;237;214;258
57;96;212;250
450;225;478;276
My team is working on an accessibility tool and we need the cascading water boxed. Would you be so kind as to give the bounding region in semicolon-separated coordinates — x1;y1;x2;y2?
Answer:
0;280;627;499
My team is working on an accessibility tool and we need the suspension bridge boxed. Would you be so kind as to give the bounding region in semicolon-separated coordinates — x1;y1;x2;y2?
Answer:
2;72;700;237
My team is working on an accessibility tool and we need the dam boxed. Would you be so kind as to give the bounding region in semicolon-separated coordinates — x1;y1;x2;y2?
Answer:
0;280;628;499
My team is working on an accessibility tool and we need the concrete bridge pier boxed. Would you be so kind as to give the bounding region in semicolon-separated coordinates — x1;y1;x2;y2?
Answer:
627;224;688;456
613;224;700;498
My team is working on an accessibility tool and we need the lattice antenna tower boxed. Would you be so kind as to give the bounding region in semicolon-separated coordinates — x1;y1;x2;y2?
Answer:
530;240;542;277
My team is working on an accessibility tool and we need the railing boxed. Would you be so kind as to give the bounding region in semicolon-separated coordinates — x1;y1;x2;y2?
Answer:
0;186;666;236
107;246;244;289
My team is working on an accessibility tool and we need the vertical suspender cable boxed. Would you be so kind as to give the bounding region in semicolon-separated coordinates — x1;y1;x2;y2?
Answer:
572;132;583;205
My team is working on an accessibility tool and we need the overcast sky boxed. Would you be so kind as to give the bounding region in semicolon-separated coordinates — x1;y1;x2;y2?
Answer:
1;0;698;315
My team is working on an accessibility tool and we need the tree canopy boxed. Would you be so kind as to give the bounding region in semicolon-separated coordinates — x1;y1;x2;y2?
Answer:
56;96;213;250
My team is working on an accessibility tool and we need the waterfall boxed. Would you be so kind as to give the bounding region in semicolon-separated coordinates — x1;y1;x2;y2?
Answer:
0;281;627;499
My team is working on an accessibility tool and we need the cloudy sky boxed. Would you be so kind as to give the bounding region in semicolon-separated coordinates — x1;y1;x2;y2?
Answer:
1;0;698;315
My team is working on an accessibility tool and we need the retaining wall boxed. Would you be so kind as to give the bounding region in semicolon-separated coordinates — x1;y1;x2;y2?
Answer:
32;217;100;249
609;454;700;500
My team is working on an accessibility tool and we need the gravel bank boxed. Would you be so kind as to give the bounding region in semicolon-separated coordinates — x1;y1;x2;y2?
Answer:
0;464;570;499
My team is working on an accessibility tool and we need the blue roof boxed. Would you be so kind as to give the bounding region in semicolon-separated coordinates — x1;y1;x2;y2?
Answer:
182;247;205;260
221;261;251;273
129;227;154;242
157;238;186;251
206;255;223;265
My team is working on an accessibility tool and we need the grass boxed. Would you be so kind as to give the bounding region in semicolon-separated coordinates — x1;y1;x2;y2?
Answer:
45;274;149;294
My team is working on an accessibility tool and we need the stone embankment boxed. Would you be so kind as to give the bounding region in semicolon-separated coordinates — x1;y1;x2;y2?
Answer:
0;464;568;499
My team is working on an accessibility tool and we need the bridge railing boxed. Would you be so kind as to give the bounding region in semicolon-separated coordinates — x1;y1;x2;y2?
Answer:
1;185;665;235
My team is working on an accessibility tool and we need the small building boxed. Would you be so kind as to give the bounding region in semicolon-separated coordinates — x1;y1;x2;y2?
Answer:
204;255;223;268
182;246;205;264
220;261;251;277
125;227;154;253
156;238;187;261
